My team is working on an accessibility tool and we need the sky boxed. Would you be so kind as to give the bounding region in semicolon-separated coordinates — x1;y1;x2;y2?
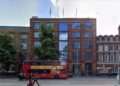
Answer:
0;0;120;35
0;0;37;26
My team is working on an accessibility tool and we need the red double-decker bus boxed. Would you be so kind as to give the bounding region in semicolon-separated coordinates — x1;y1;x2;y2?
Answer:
22;60;68;79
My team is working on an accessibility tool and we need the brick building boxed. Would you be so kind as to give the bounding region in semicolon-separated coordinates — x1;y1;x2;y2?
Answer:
29;17;96;76
0;26;29;60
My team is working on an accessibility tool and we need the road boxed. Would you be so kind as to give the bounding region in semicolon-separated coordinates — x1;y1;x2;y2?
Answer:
0;77;119;86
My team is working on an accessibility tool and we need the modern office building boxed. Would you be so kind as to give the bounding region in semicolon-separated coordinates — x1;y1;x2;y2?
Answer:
0;26;29;60
29;17;96;76
96;27;120;75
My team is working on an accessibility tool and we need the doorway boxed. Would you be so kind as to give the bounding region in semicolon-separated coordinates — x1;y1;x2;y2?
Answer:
72;63;81;77
85;63;92;75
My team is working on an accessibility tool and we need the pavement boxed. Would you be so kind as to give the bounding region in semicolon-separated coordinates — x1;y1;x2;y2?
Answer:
0;77;119;86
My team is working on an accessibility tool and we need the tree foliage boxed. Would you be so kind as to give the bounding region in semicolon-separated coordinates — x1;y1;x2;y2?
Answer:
34;24;58;60
0;33;16;71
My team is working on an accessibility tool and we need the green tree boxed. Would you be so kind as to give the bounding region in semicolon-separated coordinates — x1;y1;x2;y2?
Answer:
0;33;16;72
35;24;58;60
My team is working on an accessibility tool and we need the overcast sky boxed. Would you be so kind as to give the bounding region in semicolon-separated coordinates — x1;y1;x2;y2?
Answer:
0;0;37;26
51;0;120;35
0;0;120;35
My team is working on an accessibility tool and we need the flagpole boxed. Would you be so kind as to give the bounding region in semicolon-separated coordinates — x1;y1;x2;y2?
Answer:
63;8;64;18
75;8;78;18
56;0;59;18
49;7;52;17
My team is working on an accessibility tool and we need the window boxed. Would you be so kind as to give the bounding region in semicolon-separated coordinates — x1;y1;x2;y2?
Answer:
104;45;108;51
72;32;80;38
98;45;103;52
83;39;93;48
46;23;54;29
59;41;67;51
20;39;27;43
34;42;41;48
83;51;93;61
73;41;80;48
21;43;27;49
21;34;27;39
33;23;40;30
84;20;93;29
109;44;113;51
72;49;80;63
59;41;68;59
115;44;119;50
34;32;40;38
110;37;113;42
59;22;68;31
98;54;103;63
84;32;93;38
59;32;68;40
72;22;80;29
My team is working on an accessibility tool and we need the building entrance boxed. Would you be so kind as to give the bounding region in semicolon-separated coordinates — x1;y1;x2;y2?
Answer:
72;63;81;77
85;63;92;75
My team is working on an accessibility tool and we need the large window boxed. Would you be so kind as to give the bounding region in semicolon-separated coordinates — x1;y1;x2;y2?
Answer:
98;45;103;52
83;51;93;61
59;32;68;40
72;49;80;63
73;41;80;48
34;41;41;48
59;41;67;51
21;34;27;39
21;43;27;49
84;20;93;29
72;22;80;29
34;32;40;38
59;22;68;31
33;23;40;30
46;23;54;29
83;39;93;48
84;32;93;38
72;32;80;38
108;44;113;51
59;41;68;59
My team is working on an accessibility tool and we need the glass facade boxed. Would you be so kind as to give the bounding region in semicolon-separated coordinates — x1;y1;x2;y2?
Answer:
59;28;68;60
84;20;92;29
59;22;68;31
84;32;93;38
59;32;68;40
72;22;80;29
84;51;93;61
72;49;80;63
72;32;80;38
83;39;93;48
59;41;68;59
73;41;80;48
